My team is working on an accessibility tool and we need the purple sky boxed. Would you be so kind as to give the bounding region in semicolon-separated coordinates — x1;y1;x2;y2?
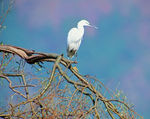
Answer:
15;0;150;43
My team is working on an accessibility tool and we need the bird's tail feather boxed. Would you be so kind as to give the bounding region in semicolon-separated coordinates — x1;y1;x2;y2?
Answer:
67;47;76;58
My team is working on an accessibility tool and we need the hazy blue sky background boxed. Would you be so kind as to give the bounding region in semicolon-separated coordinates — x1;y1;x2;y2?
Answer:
1;0;150;118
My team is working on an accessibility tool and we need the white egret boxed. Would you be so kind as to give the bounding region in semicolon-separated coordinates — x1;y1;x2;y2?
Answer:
67;19;97;58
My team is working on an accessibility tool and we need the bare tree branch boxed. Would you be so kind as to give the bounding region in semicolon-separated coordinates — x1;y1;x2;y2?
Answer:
0;45;143;119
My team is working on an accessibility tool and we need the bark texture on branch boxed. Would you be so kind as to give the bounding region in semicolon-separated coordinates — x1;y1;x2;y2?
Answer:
0;45;76;65
0;45;143;119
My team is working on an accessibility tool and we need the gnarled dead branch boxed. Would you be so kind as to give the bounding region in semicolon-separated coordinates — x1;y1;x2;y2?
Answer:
0;45;143;119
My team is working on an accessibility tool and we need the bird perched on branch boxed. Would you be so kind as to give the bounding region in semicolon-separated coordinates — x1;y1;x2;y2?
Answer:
67;19;98;59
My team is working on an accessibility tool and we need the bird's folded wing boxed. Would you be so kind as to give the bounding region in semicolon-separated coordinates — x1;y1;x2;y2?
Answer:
67;28;81;44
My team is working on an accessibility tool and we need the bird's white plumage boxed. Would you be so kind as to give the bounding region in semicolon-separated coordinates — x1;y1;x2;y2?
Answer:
67;19;97;58
67;28;83;51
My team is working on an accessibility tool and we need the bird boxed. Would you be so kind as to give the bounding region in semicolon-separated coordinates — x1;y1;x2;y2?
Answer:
67;19;97;59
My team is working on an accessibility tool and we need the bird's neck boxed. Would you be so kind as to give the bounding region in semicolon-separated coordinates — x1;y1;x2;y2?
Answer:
77;26;84;35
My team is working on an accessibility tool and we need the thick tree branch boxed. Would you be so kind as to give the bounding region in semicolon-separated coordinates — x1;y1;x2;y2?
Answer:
0;45;143;119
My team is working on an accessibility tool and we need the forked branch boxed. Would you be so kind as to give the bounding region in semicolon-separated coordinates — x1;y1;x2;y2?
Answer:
0;45;143;119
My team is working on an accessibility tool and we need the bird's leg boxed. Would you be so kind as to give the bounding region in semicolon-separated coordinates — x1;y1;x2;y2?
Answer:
75;52;78;61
